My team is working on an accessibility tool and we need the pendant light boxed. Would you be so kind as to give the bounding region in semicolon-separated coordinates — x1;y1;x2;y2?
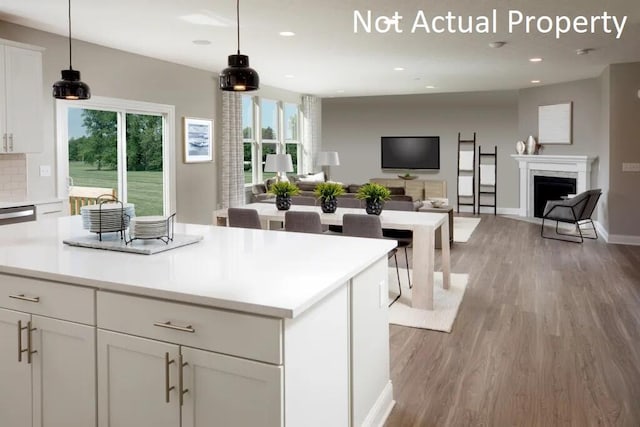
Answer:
219;0;259;91
53;0;91;100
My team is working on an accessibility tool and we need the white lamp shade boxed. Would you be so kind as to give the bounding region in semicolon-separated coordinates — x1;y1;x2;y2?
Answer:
264;154;294;172
316;151;340;166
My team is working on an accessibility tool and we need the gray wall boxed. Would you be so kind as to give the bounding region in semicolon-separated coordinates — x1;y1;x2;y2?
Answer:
598;68;611;231
608;62;640;237
322;91;519;209
0;21;218;224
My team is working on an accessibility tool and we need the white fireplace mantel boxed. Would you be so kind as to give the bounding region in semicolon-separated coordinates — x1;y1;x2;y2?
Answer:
511;154;597;217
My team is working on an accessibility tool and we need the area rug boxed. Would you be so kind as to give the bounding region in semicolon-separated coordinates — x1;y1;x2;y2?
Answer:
388;269;468;333
453;217;481;243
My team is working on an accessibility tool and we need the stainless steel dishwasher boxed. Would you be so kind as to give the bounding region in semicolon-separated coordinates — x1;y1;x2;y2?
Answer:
0;204;36;226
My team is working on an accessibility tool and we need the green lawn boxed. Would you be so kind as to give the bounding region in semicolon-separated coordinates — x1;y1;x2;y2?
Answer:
69;161;163;216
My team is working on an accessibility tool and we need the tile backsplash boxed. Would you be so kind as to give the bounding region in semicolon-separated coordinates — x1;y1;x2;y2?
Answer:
0;154;27;201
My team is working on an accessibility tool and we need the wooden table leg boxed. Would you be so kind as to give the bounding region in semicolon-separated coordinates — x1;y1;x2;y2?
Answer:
410;225;434;310
441;219;451;290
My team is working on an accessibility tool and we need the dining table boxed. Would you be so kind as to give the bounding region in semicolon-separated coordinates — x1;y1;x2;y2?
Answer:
213;203;451;311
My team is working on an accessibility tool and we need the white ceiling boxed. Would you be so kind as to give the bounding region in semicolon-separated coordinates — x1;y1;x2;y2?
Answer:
1;0;639;97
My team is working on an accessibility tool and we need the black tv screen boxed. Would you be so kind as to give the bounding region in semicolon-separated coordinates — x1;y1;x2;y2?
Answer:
381;136;440;170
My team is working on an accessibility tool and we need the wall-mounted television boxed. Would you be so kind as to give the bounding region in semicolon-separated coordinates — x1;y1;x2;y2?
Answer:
381;136;440;170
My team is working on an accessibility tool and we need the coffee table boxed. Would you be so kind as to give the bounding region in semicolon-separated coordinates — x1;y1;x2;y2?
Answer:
419;205;453;248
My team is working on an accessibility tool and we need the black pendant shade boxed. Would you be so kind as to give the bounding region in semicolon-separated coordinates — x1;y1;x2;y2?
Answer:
53;0;90;100
53;69;91;100
219;0;259;92
219;54;259;91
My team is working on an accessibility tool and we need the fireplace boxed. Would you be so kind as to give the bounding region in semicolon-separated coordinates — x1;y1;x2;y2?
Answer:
512;155;597;217
533;176;577;218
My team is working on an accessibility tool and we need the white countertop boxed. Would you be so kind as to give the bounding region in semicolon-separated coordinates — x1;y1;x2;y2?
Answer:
0;216;394;318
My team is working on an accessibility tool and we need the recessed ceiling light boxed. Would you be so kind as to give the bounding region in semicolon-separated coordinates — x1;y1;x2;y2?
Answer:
489;41;506;48
425;85;436;89
529;57;543;62
192;39;211;45
284;74;294;78
393;67;405;71
531;80;541;84
279;31;295;37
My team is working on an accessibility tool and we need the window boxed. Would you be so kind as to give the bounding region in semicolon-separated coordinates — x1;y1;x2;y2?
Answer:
242;96;301;185
242;96;255;185
57;97;175;216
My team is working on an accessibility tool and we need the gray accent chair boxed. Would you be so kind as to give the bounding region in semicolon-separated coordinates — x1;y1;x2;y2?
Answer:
284;211;323;234
342;214;406;306
541;189;602;243
228;208;262;229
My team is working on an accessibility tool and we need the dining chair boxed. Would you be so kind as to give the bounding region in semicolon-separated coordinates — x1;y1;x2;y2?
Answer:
342;214;405;306
227;208;262;229
381;200;415;288
284;211;324;234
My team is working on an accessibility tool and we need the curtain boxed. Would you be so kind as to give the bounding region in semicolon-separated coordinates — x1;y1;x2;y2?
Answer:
301;95;322;174
220;92;244;208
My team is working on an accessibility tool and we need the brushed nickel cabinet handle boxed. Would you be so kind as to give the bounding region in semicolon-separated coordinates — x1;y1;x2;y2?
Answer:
9;294;40;303
178;353;189;407
27;321;37;364
17;320;28;363
153;321;195;333
165;352;175;403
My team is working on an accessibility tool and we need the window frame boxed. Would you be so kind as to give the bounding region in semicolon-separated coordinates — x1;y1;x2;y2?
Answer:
55;96;176;215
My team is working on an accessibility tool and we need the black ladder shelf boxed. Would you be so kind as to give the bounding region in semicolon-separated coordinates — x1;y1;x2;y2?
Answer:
478;145;497;215
457;132;476;214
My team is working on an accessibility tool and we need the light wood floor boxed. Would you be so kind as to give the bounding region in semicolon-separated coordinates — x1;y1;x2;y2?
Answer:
385;214;640;426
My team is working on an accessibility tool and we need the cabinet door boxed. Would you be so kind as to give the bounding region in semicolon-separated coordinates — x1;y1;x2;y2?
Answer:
0;47;5;148
0;308;32;427
98;330;180;427
31;316;96;427
4;45;43;153
181;346;283;427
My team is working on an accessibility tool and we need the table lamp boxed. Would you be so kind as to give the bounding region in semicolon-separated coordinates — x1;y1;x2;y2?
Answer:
316;151;340;181
264;154;294;182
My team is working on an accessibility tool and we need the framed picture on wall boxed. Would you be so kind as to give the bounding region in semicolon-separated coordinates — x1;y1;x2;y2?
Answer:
538;102;572;144
183;117;213;163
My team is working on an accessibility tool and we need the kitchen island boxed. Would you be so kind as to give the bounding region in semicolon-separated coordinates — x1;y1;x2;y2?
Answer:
0;216;396;427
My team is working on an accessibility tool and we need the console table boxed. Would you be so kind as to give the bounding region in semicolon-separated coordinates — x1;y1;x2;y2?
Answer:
369;178;447;202
214;203;452;311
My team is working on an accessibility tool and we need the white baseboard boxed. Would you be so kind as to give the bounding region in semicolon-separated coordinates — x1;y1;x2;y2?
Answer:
607;233;640;246
362;380;395;427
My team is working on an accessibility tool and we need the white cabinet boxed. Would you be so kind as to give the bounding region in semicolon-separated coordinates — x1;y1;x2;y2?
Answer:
0;308;32;427
35;200;65;220
97;330;283;427
0;43;44;154
0;275;97;427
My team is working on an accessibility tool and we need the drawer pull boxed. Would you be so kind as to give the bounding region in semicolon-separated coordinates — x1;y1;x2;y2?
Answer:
165;352;175;403
17;321;28;363
179;353;189;407
9;294;40;303
153;321;195;333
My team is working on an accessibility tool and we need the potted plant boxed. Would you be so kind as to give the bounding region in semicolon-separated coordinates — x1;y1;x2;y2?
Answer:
356;183;391;215
314;182;345;213
268;181;300;211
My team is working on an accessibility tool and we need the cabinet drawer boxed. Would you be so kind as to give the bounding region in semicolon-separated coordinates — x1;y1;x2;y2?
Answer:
36;201;64;220
0;274;95;325
97;291;283;364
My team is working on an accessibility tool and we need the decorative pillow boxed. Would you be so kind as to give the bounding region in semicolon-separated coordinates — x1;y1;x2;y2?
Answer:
297;182;319;191
264;177;277;191
252;184;267;195
298;171;325;183
347;184;362;193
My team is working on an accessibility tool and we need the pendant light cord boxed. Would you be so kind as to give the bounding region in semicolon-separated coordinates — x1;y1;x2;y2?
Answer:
236;0;240;55
67;0;73;70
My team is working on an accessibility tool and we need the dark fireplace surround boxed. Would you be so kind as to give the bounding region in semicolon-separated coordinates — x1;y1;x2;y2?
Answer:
533;175;577;218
